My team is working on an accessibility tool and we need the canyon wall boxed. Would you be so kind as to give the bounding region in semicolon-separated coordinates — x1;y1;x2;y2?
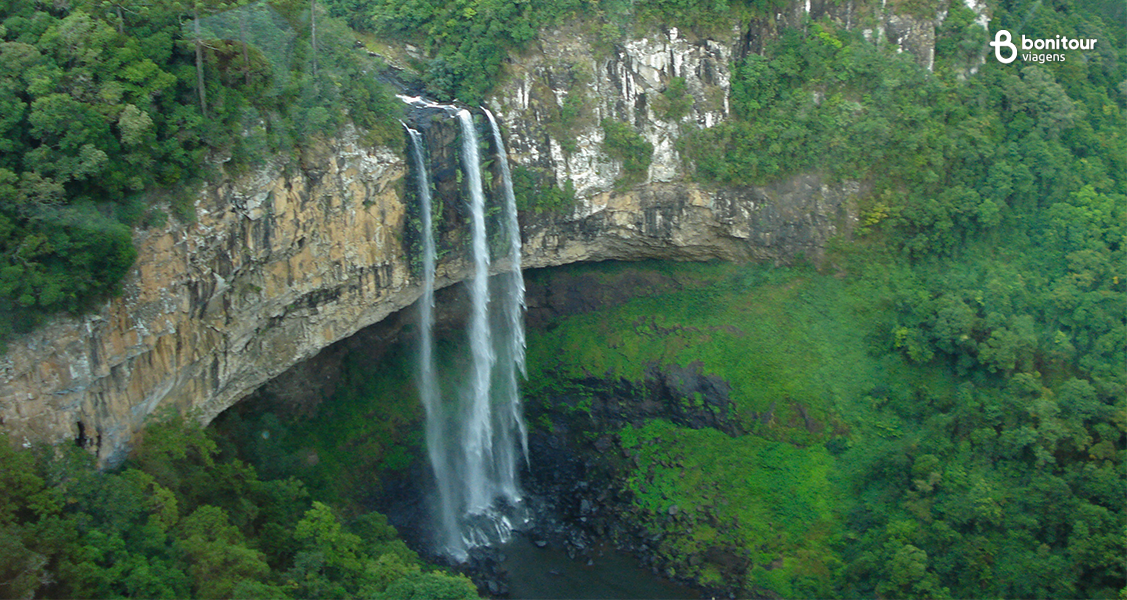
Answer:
0;0;965;463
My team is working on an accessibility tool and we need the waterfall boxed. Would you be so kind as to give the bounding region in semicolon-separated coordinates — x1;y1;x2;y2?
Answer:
405;126;462;557
401;101;528;560
458;108;498;519
485;108;529;501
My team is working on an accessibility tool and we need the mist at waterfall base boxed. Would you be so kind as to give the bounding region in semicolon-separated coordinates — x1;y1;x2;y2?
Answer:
404;106;529;562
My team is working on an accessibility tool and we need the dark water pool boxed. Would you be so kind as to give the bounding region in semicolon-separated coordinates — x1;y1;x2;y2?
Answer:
498;536;702;600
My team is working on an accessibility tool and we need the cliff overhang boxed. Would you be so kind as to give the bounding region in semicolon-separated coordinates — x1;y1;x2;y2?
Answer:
0;0;966;462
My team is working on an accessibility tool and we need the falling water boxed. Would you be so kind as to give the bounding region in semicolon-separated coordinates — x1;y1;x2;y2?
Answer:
400;100;529;560
485;108;529;502
458;109;499;520
405;126;462;557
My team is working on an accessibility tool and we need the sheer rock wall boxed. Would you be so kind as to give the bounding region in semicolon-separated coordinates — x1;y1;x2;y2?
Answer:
1;0;959;462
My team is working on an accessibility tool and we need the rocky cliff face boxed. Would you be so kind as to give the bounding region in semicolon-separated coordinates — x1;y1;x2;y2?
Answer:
0;165;856;464
489;0;965;199
0;0;957;462
0;130;412;462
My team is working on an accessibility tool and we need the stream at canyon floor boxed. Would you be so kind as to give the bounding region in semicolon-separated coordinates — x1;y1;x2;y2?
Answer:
498;535;701;600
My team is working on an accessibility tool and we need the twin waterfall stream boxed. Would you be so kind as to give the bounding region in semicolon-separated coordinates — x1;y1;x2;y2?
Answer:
404;103;528;561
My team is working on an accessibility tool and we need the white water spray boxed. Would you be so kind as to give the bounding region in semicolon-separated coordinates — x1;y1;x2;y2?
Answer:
485;109;529;501
405;126;462;557
402;102;529;560
458;109;498;518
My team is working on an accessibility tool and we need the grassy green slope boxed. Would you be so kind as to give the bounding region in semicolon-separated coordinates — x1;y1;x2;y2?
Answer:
527;262;896;445
525;262;888;596
522;246;1123;598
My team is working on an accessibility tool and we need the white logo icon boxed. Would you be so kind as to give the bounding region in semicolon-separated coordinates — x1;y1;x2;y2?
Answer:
990;30;1018;64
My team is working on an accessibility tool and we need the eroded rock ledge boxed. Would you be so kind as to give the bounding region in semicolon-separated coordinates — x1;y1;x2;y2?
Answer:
0;131;856;463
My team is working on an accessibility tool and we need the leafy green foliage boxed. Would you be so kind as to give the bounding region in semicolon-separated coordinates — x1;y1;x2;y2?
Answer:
512;165;577;215
282;349;425;506
349;0;788;104
652;76;693;122
1;1;1121;599
363;0;542;104
684;7;1124;261
687;23;1006;240
0;416;465;599
601;119;654;187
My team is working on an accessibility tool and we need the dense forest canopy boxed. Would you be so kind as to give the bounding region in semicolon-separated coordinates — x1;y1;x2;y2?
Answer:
1;0;1124;597
0;0;400;347
0;417;479;598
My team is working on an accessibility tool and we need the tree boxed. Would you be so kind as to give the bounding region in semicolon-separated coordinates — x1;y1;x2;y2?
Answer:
176;505;271;599
0;439;55;600
293;501;364;577
0;526;50;600
192;2;208;117
309;0;317;78
378;571;479;600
